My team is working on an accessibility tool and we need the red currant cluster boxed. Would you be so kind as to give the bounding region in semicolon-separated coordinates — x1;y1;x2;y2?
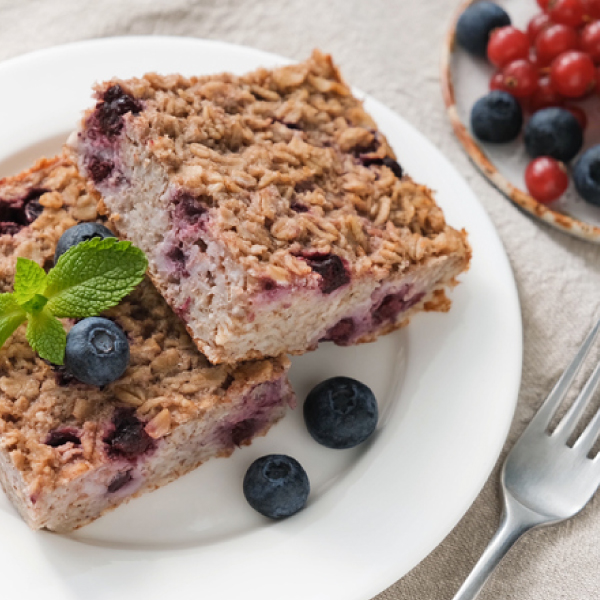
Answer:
483;0;600;203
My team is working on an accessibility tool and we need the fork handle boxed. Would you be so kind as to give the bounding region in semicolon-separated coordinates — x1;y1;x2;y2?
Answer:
452;498;545;600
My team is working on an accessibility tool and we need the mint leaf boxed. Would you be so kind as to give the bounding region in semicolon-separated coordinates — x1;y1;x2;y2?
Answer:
44;237;148;318
26;308;66;365
14;258;47;305
22;294;48;314
0;294;26;348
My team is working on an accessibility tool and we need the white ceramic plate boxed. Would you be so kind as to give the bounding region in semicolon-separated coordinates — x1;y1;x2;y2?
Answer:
0;37;522;600
444;0;600;242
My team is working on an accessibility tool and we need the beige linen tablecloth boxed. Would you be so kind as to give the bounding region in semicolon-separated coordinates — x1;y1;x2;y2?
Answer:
2;0;600;598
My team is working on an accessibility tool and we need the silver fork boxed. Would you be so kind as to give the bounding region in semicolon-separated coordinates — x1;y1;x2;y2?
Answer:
453;318;600;600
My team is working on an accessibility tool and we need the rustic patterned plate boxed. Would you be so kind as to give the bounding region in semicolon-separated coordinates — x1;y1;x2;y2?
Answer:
442;0;600;243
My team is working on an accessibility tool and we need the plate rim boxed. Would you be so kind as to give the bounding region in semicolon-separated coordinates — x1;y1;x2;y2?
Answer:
0;35;523;600
440;0;600;244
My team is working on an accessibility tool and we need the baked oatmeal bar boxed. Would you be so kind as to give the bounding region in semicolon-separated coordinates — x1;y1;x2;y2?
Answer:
0;152;294;532
73;50;471;365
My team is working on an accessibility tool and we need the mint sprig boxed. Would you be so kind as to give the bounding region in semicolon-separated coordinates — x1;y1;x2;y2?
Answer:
0;238;148;365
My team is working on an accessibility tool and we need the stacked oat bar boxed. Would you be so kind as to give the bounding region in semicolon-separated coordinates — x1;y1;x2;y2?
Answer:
0;153;293;531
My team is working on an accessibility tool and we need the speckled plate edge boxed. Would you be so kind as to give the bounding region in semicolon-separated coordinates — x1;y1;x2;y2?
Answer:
441;0;600;243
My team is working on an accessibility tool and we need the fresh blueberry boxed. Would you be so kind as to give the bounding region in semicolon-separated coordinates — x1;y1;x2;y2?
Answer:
64;317;130;387
243;454;310;519
54;222;115;264
573;145;600;206
456;1;511;57
303;377;378;449
471;91;522;143
524;108;583;163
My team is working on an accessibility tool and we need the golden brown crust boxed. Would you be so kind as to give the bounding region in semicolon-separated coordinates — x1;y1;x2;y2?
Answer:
89;49;469;286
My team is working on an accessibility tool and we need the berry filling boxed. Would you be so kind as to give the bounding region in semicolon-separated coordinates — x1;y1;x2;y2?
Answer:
231;418;261;446
104;407;154;459
290;201;309;213
173;191;208;224
107;469;134;493
53;366;76;387
94;84;142;137
87;156;114;183
294;180;315;193
302;252;350;294
175;296;192;318
360;155;404;178
217;380;286;448
321;284;428;345
0;188;48;235
323;318;355;344
260;278;279;292
354;134;380;157
45;428;81;447
373;288;426;324
164;243;189;277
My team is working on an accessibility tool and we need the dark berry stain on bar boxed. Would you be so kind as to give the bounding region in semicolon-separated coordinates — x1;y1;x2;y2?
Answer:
96;84;142;137
107;469;134;494
0;188;48;235
302;253;350;294
104;407;154;459
45;428;82;448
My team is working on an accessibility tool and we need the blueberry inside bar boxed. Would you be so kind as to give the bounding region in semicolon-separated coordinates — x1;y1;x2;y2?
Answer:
73;49;471;365
0;152;294;532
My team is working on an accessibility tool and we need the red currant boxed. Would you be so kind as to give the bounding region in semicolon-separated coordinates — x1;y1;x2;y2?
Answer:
550;50;596;96
490;71;506;91
528;13;554;43
538;0;551;9
530;76;565;110
535;25;581;67
488;27;530;68
525;157;569;203
582;0;600;19
564;103;588;128
530;49;542;72
547;0;586;27
581;21;600;63
501;60;540;97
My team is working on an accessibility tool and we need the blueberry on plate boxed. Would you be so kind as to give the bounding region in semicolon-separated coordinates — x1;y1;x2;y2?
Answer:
243;454;310;519
65;317;130;386
54;223;115;264
456;1;511;57
303;376;378;449
471;91;522;144
573;145;600;206
524;107;583;163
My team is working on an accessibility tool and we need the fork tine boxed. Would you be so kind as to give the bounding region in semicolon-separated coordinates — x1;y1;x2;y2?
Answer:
573;392;600;455
529;318;600;431
553;359;600;440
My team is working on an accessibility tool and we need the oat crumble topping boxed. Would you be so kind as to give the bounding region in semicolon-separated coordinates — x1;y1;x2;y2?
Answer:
89;50;467;286
0;152;289;492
